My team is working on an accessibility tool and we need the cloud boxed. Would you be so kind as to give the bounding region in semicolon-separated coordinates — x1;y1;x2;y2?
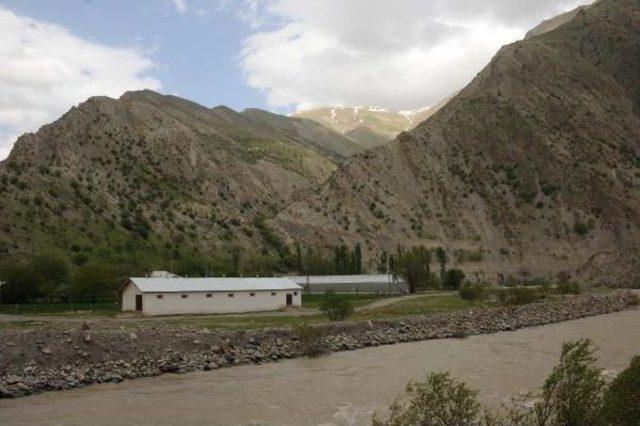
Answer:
0;6;160;160
173;0;187;14
239;0;590;111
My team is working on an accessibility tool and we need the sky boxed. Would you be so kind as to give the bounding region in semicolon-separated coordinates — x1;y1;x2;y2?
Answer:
0;0;590;160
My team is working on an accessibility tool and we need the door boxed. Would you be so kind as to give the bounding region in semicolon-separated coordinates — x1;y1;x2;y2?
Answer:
286;294;293;306
135;295;143;311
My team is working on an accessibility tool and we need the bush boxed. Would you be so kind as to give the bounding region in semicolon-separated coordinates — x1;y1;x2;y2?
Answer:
601;356;640;425
557;281;581;295
458;284;484;301
626;291;640;306
372;372;481;426
498;287;545;305
294;324;326;357
443;269;465;289
534;339;605;426
319;291;354;321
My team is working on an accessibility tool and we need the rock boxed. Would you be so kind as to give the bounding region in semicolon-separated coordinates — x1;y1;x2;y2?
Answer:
6;375;21;385
193;340;202;345
83;333;92;344
41;347;52;355
129;333;138;340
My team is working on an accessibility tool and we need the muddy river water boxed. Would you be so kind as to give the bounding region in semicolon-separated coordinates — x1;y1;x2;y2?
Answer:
1;309;639;426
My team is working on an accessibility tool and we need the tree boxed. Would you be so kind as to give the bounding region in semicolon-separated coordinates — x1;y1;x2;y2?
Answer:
397;246;433;293
436;247;447;285
71;264;118;302
443;269;465;289
534;339;605;426
601;355;640;425
354;242;362;274
373;372;481;426
377;250;388;274
0;264;41;304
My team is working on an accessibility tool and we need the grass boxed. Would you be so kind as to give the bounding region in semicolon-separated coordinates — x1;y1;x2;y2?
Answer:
0;302;119;316
301;293;388;309
355;294;477;319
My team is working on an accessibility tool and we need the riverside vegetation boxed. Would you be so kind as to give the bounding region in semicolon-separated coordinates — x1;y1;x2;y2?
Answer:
373;339;640;426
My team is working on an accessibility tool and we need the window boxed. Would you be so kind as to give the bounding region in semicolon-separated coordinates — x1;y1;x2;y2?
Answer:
228;293;234;298
271;292;276;296
156;294;163;299
294;292;298;296
181;294;188;299
206;294;212;298
250;293;255;297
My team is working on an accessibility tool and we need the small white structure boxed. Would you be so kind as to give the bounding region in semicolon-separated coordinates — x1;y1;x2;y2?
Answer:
121;277;302;316
286;274;408;294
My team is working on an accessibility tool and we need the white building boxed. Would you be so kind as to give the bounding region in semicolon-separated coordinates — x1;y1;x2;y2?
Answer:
121;277;302;316
286;274;408;294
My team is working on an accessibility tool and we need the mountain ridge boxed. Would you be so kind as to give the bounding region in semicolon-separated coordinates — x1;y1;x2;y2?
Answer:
274;0;640;281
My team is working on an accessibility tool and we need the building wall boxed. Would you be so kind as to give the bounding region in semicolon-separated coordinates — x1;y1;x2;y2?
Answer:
301;281;409;294
122;282;143;311
123;287;302;315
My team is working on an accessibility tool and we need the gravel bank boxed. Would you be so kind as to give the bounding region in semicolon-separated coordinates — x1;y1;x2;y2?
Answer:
0;293;635;399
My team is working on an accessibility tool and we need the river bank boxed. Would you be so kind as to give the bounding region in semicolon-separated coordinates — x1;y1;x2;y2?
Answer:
0;292;635;399
3;307;640;426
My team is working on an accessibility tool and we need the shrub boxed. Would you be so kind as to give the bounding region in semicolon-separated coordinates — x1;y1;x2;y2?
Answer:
557;281;581;295
294;324;326;357
372;372;481;426
626;291;640;306
534;339;605;426
499;287;544;305
319;291;354;321
601;356;640;425
443;268;465;289
458;284;484;301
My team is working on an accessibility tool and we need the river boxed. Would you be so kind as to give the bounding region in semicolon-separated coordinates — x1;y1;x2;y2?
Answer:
1;309;638;426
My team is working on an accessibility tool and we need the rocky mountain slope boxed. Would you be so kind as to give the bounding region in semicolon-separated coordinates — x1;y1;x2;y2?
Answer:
293;103;444;149
276;0;640;282
0;90;358;265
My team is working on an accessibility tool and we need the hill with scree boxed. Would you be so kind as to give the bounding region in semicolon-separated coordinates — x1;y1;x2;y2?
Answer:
275;0;640;283
0;90;360;270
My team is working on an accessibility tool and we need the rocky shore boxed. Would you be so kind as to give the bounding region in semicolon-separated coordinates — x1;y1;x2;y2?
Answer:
0;293;635;399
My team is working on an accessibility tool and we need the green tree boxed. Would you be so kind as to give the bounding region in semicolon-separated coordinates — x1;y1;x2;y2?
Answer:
71;264;118;302
354;242;362;274
534;339;605;426
436;247;447;285
373;372;481;426
601;356;640;425
0;264;41;303
377;250;389;274
443;269;465;289
397;246;432;293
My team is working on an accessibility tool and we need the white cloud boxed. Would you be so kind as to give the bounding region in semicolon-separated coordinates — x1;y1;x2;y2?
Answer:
0;6;160;160
239;0;590;112
173;0;187;14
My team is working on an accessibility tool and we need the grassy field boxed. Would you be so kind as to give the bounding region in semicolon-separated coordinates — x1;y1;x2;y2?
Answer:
355;294;476;319
301;293;389;309
0;293;476;331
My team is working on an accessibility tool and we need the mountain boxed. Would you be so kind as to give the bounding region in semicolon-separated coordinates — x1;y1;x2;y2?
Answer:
275;0;640;281
293;103;444;149
0;90;358;266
